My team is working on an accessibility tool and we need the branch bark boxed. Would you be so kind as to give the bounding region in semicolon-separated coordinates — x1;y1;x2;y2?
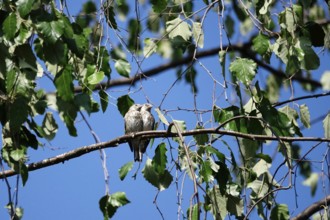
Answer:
1;128;329;179
292;195;330;220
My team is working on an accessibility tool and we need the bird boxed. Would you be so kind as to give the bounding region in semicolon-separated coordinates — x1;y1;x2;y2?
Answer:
124;104;143;162
139;103;155;160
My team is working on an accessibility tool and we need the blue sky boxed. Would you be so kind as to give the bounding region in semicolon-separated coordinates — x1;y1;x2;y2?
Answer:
1;1;330;219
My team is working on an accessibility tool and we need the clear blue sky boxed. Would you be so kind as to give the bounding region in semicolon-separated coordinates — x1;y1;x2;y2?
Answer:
1;1;330;219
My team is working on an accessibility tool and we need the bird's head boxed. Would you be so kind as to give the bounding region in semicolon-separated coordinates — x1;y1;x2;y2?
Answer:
141;103;153;112
129;104;142;111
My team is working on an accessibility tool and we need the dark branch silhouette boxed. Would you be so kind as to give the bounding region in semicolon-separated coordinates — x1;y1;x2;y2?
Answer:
72;42;321;93
1;128;329;179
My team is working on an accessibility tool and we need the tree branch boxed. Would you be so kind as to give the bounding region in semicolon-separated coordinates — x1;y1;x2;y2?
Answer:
292;195;330;220
72;42;321;93
1;128;330;179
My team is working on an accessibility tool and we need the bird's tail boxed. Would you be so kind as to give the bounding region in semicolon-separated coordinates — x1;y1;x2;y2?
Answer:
134;150;143;162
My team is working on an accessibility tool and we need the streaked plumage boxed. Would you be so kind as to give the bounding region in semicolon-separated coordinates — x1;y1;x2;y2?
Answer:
139;103;155;160
124;104;143;162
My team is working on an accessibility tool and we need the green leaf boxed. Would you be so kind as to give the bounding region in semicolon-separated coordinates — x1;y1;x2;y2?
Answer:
296;36;320;70
118;161;133;181
54;65;74;101
115;59;131;78
20;163;29;186
194;125;209;145
57;99;78;136
229;58;257;85
143;38;157;58
225;15;235;38
104;6;117;29
117;95;134;117
213;106;247;132
166;17;192;41
192;22;204;48
227;194;244;217
41;40;68;65
74;93;99;114
255;153;272;163
10;148;26;161
16;0;34;17
207;186;228;220
252;33;270;55
3;12;18;40
99;90;109;113
87;71;104;85
171;120;186;143
323;113;330;139
150;0;167;13
304;21;325;47
142;158;173;191
270;204;290;220
9;97;29;132
187;203;200;220
42;112;58;140
302;172;318;196
21;125;38;150
200;160;214;183
99;192;130;219
321;71;330;90
155;108;169;126
36;20;65;44
299;104;310;128
152;143;167;175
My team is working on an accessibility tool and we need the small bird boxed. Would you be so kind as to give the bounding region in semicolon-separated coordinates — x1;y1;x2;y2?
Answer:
139;103;155;160
124;104;143;162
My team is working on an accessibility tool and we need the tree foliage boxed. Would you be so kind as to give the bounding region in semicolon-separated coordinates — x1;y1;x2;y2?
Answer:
0;0;330;219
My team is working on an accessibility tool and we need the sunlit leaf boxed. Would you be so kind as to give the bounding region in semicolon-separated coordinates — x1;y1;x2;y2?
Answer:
321;71;330;90
302;172;318;196
87;71;104;85
99;192;130;219
143;38;157;58
42;112;58;140
36;20;65;44
118;161;133;181
192;22;204;48
299;104;310;128
115;59;131;78
229;58;257;85
323;113;330;139
252;159;271;177
155;108;169;126
166;17;192;41
259;0;272;14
